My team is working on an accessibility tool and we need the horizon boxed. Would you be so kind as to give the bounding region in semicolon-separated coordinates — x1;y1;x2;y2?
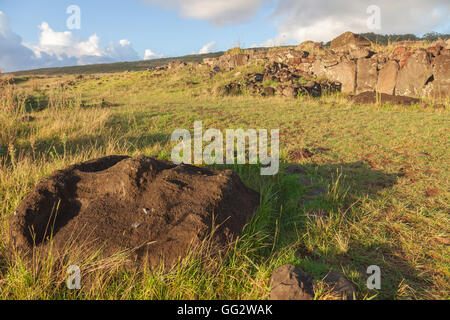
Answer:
1;0;449;72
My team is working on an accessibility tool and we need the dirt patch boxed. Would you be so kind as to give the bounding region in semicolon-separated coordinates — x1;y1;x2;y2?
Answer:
9;155;259;269
288;148;314;161
425;187;439;198
350;91;421;106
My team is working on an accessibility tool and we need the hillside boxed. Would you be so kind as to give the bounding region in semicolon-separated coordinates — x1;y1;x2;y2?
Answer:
10;51;225;76
9;32;450;77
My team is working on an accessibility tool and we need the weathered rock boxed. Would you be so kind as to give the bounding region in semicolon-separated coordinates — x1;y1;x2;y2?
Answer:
426;45;442;57
324;271;356;300
351;91;421;106
217;82;242;96
441;48;450;56
330;32;371;52
390;46;409;61
263;87;275;96
248;73;264;82
168;60;186;69
303;81;322;97
377;60;399;95
325;61;357;93
349;47;373;60
430;55;450;98
356;57;378;94
398;51;413;68
231;54;249;67
270;265;314;300
9;156;259;269
281;86;299;98
396;49;433;97
296;40;323;52
246;83;262;94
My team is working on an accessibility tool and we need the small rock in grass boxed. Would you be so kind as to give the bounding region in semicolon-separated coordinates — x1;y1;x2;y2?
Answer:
262;87;275;96
323;271;356;300
270;265;314;300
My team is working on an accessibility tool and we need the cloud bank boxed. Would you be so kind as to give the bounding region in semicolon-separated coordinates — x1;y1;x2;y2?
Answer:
144;0;265;26
144;49;164;60
198;41;217;54
269;0;449;44
145;0;449;45
2;1;449;72
0;11;158;72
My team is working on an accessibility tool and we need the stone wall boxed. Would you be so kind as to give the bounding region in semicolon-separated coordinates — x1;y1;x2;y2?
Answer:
203;32;450;98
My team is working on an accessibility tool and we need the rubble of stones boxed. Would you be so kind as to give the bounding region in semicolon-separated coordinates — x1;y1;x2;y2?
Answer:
247;62;341;98
142;31;449;101
204;31;450;99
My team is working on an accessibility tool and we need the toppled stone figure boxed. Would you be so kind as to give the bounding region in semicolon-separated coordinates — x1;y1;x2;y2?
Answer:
9;155;260;269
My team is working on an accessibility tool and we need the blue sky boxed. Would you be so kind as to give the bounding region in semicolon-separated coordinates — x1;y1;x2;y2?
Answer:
0;0;449;71
1;0;277;57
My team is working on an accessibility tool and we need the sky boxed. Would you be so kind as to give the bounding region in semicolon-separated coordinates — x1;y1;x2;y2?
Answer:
0;0;449;72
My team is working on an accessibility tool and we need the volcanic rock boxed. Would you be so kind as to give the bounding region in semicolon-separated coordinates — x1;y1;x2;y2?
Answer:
395;49;433;97
377;60;399;95
270;265;314;300
9;156;259;269
330;32;371;52
351;91;421;106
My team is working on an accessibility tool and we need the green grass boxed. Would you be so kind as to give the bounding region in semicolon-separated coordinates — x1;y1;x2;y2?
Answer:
0;66;449;300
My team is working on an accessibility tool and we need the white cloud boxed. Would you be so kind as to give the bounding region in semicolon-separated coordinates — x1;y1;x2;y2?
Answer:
145;0;449;43
0;11;144;72
260;33;289;47
144;0;264;26
267;0;450;43
0;11;40;72
198;41;216;54
143;49;164;60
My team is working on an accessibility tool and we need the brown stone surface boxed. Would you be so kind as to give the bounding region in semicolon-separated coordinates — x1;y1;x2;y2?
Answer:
396;49;433;97
325;61;356;93
324;271;356;300
430;54;450;98
351;91;421;106
356;57;378;94
377;60;399;95
9;156;259;269
270;265;314;300
330;32;371;52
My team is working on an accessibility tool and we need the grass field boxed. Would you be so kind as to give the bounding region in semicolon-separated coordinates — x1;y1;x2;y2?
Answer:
0;63;449;300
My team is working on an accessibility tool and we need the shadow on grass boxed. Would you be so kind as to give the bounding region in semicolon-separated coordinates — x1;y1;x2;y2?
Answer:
211;160;424;299
1;132;171;165
1;144;428;299
259;161;429;299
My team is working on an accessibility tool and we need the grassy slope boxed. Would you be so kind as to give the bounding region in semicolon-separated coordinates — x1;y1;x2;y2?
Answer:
9;52;224;76
0;64;449;299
